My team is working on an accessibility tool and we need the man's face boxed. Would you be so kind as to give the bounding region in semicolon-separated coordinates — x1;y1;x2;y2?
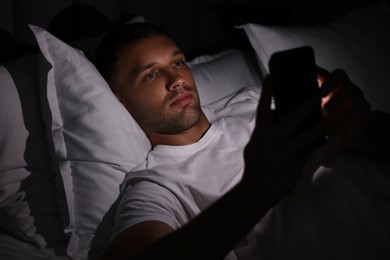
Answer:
113;35;202;135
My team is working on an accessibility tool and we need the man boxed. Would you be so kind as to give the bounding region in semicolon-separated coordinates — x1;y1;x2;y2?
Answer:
94;23;390;259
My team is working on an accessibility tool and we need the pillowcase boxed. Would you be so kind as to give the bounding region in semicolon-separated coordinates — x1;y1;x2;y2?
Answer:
0;54;64;249
189;49;262;105
31;24;263;259
30;25;151;259
239;2;390;113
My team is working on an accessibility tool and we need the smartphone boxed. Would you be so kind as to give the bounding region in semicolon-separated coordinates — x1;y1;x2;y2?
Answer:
269;46;326;147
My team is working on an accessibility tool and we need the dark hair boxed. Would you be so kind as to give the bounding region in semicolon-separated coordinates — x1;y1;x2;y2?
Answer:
94;22;169;86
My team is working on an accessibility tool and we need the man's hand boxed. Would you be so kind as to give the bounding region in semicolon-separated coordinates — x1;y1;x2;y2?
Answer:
317;68;371;147
318;67;390;161
243;75;325;204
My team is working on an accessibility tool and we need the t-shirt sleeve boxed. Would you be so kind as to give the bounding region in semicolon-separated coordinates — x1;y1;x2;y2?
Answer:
112;180;185;238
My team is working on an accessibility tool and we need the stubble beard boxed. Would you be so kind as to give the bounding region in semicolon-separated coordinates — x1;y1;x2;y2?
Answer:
146;104;201;135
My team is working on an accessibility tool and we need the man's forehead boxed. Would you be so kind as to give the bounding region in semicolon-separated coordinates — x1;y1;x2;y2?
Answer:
128;47;184;75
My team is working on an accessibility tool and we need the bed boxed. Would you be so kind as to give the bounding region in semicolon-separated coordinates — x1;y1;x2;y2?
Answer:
1;1;390;259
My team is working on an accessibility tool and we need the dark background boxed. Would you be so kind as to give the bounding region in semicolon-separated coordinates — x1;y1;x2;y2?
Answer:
0;0;388;63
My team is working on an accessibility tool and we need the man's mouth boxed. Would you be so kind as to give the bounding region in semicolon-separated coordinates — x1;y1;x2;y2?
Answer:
170;93;193;107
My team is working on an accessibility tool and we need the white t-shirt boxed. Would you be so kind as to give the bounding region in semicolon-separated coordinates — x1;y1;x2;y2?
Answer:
113;86;390;259
114;87;260;235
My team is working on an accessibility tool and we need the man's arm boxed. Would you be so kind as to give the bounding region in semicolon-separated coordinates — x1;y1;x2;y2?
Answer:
111;178;278;260
101;77;325;260
102;221;174;260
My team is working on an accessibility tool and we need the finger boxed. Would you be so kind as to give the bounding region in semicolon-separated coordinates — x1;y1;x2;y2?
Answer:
323;83;350;112
323;82;367;114
316;66;330;87
320;69;349;97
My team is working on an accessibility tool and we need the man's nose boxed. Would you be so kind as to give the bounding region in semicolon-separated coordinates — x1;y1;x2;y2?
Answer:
166;70;185;91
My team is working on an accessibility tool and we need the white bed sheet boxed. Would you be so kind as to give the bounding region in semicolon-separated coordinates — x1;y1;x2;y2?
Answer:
0;234;69;260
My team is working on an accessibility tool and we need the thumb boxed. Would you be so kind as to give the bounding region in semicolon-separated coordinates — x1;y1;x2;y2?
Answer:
316;66;330;89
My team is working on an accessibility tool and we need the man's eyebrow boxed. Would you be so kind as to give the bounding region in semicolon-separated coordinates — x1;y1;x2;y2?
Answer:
172;49;184;57
131;49;184;75
133;61;157;74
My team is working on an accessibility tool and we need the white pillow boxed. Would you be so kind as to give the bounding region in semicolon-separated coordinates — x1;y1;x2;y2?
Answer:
189;49;262;105
30;25;151;259
239;2;390;113
0;55;64;249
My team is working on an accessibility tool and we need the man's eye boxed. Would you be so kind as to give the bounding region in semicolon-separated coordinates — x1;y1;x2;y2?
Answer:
174;60;186;67
145;71;158;80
